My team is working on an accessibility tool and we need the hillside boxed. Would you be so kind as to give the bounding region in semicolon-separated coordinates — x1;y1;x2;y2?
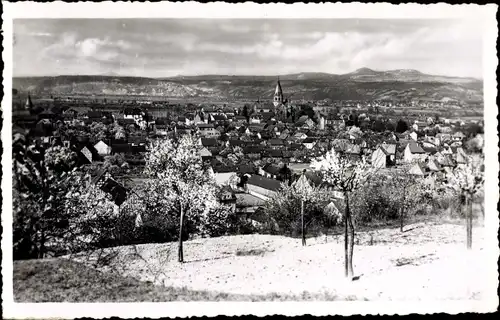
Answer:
13;68;483;103
55;221;490;302
13;219;496;307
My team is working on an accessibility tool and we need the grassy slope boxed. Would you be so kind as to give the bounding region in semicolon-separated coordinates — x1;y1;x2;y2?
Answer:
13;259;340;302
14;219;488;302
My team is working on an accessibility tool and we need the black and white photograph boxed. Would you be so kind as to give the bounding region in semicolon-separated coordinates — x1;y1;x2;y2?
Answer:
2;2;498;318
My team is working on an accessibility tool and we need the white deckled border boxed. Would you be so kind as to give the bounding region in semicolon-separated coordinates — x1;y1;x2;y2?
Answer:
2;2;498;318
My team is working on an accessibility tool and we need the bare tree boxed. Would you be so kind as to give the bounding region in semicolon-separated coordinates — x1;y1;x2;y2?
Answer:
389;165;430;232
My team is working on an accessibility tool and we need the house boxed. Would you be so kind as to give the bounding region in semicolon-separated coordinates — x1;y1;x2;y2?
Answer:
452;131;466;141
228;139;245;148
412;121;426;131
249;114;262;124
193;111;206;124
235;193;265;215
427;159;442;172
293;132;308;140
344;143;361;156
177;116;190;126
439;126;453;134
237;164;257;176
38;109;56;120
218;186;237;212
71;141;100;165
268;139;285;149
301;118;316;129
117;118;136;127
408;162;428;176
63;108;79;116
155;118;170;136
295;115;310;126
212;167;238;187
423;135;441;146
94;140;112;156
243;146;263;160
410;131;418;141
246;175;282;200
302;137;316;150
198;124;221;138
404;142;427;163
200;147;213;160
422;145;438;156
111;143;132;155
99;177;129;206
201;138;218;148
208;113;227;124
288;162;312;175
327;115;345;127
248;123;266;133
233;115;247;124
371;143;397;169
422;139;438;148
129;136;147;147
260;163;282;179
435;152;455;167
131;145;147;154
261;112;275;122
262;149;283;161
124;107;145;121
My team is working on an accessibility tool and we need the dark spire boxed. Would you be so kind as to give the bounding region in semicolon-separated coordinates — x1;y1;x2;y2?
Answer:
25;93;33;110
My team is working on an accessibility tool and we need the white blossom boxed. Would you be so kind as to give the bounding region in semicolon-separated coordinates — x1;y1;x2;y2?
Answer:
311;149;372;192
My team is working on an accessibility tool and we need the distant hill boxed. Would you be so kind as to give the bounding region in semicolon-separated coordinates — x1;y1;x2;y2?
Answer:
13;68;483;103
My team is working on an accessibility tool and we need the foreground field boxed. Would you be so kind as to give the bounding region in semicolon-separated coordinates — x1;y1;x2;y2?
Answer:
15;221;491;302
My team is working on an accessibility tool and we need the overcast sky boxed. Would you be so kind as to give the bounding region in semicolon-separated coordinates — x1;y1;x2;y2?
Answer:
14;19;483;78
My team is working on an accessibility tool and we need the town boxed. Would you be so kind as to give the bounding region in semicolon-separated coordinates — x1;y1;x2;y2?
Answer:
13;79;484;216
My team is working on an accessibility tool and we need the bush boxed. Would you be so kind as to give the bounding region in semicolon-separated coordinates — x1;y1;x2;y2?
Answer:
351;180;400;224
260;187;335;238
196;204;234;238
226;213;259;235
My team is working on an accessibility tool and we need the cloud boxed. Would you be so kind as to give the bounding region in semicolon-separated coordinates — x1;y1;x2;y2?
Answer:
13;18;483;78
28;32;53;37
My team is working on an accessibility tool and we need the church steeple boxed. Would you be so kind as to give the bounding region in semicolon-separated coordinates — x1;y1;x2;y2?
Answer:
25;93;33;110
273;77;283;107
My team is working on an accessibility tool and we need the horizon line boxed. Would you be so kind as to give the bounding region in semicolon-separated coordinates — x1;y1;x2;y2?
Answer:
12;68;483;81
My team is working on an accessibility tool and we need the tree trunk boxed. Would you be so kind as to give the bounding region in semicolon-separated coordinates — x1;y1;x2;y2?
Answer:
400;207;404;233
344;192;349;278
466;194;472;250
178;204;184;263
347;200;355;279
39;229;45;259
301;199;306;246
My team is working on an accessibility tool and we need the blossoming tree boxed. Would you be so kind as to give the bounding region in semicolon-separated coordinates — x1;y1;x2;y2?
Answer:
311;149;372;279
144;135;218;262
13;138;79;259
445;153;484;249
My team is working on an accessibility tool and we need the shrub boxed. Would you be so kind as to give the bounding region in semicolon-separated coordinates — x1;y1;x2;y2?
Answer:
351;179;400;224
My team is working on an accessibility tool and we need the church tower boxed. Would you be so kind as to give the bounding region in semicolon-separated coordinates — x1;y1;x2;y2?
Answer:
273;78;283;107
25;93;33;110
